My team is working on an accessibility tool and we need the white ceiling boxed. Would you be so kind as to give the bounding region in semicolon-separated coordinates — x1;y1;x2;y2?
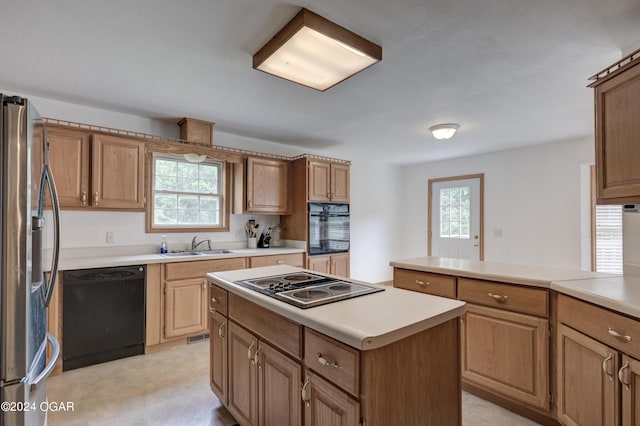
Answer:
1;0;639;164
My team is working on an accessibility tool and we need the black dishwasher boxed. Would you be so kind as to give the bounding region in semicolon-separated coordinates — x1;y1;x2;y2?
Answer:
63;265;145;371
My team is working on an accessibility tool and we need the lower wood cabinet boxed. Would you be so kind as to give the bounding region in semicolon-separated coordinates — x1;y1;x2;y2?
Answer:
248;253;304;268
164;278;208;338
557;294;640;426
461;304;549;410
212;283;462;426
557;323;618;426
209;310;228;405
227;321;302;426
307;253;350;278
303;370;360;426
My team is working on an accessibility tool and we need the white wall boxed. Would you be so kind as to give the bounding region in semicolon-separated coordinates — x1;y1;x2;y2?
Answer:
397;137;595;270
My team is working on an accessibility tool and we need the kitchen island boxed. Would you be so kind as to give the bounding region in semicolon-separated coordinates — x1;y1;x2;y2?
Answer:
206;265;466;426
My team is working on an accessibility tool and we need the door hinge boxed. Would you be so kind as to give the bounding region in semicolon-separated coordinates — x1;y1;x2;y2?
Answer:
548;393;553;404
549;324;553;339
359;418;367;426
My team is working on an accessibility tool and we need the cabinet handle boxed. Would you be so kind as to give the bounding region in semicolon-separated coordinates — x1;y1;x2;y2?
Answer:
317;352;339;368
81;190;87;205
416;280;430;287
301;376;310;407
602;353;614;381
218;322;225;339
248;200;253;208
208;308;216;315
94;191;99;206
248;340;256;365
202;280;206;291
326;192;331;199
608;327;632;342
619;361;630;390
276;260;285;264
488;293;509;303
211;297;219;304
254;345;262;367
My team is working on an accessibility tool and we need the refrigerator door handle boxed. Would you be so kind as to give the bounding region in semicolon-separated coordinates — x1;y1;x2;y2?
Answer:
29;333;60;391
38;160;61;307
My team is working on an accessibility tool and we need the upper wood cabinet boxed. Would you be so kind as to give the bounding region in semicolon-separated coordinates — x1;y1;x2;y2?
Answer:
47;127;91;207
46;126;145;210
234;157;289;214
308;160;349;203
590;50;640;204
92;134;145;209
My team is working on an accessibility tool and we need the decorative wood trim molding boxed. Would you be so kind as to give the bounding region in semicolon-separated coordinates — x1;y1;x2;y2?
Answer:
43;118;351;164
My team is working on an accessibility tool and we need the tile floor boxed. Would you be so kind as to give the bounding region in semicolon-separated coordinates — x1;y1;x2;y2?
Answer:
48;341;540;425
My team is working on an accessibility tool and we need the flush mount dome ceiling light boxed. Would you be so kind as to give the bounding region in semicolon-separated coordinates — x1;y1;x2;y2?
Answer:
183;153;207;163
253;8;382;91
429;123;460;140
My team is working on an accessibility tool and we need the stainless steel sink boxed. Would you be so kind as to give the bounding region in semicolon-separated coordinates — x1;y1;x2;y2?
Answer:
161;249;236;257
161;251;206;257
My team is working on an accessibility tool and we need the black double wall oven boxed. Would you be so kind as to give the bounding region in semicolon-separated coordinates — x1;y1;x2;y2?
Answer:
308;203;350;255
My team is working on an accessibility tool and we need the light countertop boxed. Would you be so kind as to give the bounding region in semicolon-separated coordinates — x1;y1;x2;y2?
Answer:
390;256;640;320
390;256;614;287
53;247;305;271
551;276;640;319
206;265;466;351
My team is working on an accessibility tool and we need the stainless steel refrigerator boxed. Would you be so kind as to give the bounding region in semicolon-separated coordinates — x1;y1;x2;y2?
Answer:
0;95;61;425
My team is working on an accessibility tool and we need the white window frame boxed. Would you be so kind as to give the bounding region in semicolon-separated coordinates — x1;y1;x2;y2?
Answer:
148;153;227;232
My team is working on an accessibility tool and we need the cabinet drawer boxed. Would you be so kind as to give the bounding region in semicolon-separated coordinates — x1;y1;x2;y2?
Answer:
393;268;456;299
458;278;548;317
166;257;246;280
229;293;302;359
209;283;228;316
558;295;640;360
304;328;359;397
248;253;304;268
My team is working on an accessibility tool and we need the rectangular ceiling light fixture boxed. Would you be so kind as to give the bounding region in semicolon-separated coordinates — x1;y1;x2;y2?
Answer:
253;8;382;91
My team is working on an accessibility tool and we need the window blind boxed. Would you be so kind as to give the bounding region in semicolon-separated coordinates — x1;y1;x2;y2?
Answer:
595;204;623;274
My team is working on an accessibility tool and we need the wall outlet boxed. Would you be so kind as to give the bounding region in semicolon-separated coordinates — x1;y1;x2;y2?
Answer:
106;231;115;244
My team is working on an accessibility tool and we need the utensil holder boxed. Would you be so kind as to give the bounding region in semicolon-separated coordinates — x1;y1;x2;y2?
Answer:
248;237;257;249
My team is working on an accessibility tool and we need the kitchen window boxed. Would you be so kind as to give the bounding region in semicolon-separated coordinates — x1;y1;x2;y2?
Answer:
149;153;227;231
591;166;623;274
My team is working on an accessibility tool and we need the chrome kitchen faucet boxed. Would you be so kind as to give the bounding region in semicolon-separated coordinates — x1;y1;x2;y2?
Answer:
192;236;212;251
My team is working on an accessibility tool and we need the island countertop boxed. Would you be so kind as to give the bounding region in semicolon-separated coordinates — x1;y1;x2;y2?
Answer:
206;265;466;351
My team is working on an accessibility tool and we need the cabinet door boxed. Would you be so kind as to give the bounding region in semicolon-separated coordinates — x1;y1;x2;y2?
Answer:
246;157;288;214
461;304;549;410
92;134;145;209
557;323;619;426
303;371;359;426
331;253;350;279
164;278;207;339
620;355;640;426
330;163;350;203
210;311;228;406
47;127;90;207
308;256;330;274
308;161;331;202
594;63;640;204
228;322;258;426
257;341;302;426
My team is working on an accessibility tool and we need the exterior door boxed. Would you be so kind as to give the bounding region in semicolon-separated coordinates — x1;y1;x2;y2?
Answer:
429;175;483;260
